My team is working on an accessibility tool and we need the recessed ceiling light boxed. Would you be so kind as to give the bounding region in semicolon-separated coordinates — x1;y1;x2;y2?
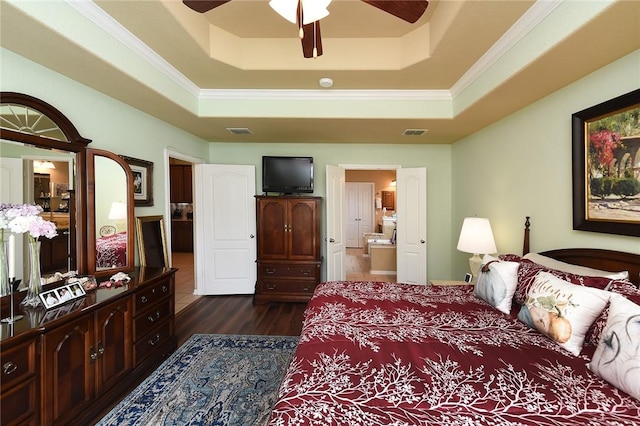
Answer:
319;77;333;88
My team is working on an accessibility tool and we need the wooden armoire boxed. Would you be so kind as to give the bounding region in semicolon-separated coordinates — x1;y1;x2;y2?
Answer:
254;196;322;303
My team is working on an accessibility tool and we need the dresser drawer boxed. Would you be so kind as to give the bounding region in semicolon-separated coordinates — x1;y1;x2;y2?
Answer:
258;263;320;279
134;279;172;313
0;377;37;426
133;300;172;341
258;279;317;294
133;320;173;367
1;340;36;390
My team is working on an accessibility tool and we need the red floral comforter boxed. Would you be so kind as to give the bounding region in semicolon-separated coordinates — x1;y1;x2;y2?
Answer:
269;281;640;425
96;232;127;268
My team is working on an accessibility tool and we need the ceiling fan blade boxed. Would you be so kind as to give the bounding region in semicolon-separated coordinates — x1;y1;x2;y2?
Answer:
301;21;323;58
361;0;428;24
183;0;231;13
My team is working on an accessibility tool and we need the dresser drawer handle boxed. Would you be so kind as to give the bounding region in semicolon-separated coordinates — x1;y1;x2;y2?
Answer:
302;286;311;291
140;296;148;304
302;270;310;276
265;269;275;275
148;311;161;322
162;285;168;293
148;333;161;346
266;284;276;290
3;362;17;375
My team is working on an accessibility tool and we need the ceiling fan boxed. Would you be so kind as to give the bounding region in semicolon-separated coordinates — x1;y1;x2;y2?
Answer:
182;0;429;58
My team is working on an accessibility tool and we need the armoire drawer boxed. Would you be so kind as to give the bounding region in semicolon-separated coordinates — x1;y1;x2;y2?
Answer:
258;263;320;279
258;279;317;294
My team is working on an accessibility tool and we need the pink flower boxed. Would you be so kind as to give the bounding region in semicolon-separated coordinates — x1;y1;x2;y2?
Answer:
0;203;57;239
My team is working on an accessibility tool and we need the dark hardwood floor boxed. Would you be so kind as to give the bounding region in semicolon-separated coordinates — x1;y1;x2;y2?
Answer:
176;295;307;346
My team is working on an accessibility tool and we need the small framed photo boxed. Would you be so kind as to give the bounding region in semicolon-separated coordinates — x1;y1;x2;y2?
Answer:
39;283;86;310
120;155;154;206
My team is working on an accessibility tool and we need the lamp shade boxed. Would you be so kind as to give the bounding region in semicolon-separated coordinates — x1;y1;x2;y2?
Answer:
456;217;497;255
108;202;127;220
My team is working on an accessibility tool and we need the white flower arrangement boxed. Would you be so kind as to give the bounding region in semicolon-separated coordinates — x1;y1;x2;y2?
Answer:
0;203;57;241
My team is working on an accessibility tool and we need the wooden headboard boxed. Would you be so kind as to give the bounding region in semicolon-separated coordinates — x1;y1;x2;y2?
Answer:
522;217;640;287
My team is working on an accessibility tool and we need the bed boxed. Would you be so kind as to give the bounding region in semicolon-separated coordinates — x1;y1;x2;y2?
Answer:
269;219;640;425
96;231;127;268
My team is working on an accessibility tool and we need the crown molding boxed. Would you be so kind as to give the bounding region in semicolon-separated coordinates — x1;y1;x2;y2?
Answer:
450;0;563;97
69;0;558;104
199;89;452;101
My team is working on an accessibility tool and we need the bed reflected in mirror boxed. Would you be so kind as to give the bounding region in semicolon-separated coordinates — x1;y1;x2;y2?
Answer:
87;148;134;278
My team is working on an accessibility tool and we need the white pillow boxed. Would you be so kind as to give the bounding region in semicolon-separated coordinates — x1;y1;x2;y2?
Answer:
474;254;519;314
523;253;629;280
517;272;610;356
590;294;640;401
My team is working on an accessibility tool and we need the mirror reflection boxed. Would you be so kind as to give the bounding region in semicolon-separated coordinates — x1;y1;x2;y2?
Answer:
94;155;128;271
1;140;75;286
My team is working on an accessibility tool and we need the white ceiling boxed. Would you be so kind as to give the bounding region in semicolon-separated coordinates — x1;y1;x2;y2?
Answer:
1;0;639;144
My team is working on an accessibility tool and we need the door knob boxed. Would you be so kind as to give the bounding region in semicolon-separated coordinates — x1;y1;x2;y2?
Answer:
420;239;425;244
250;234;255;238
329;238;335;243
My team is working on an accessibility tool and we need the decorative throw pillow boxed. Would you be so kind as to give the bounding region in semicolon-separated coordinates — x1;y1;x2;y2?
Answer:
585;278;640;347
589;294;640;401
517;272;610;356
474;254;519;314
511;260;614;306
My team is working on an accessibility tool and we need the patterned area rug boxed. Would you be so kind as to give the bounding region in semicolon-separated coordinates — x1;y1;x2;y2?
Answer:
97;334;299;426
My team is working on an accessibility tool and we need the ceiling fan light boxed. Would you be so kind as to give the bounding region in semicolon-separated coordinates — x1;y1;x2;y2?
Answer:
300;0;329;25
269;0;298;24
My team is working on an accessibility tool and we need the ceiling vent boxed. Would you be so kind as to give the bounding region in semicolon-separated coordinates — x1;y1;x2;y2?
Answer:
402;129;428;136
226;127;253;135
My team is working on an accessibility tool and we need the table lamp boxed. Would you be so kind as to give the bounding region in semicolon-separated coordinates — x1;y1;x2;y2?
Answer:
108;201;127;233
456;217;497;282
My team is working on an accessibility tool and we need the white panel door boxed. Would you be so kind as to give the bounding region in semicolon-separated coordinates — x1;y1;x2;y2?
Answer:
345;182;374;248
0;157;24;282
326;165;346;281
194;164;256;295
396;167;427;285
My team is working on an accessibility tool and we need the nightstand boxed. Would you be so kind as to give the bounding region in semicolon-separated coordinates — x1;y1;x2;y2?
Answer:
429;280;473;286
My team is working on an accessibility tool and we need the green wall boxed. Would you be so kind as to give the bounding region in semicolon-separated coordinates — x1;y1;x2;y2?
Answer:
209;142;453;282
1;48;210;218
452;49;640;277
4;45;638;283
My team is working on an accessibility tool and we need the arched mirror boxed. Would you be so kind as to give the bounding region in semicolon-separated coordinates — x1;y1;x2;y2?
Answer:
1;92;90;288
87;149;135;277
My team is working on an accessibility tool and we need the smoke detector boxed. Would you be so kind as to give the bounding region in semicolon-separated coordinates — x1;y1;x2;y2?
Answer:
319;77;333;88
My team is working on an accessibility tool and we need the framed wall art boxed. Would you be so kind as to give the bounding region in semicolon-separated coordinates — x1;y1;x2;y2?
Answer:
572;89;640;237
120;155;154;206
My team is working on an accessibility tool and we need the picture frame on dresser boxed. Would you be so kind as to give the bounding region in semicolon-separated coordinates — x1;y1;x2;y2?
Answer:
571;88;640;237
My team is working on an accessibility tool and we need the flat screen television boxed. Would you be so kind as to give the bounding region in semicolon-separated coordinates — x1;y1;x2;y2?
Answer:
262;156;314;194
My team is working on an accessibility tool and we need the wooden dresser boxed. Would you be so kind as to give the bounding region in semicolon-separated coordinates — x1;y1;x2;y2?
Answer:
0;267;177;426
255;196;322;304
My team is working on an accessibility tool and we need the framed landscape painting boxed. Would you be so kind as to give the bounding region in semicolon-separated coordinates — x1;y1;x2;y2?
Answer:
572;89;640;237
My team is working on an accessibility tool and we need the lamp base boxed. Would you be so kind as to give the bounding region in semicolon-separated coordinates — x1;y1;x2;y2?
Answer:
468;253;483;283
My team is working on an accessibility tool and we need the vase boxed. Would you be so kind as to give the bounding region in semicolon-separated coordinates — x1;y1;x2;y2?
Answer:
0;239;9;297
20;239;42;308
